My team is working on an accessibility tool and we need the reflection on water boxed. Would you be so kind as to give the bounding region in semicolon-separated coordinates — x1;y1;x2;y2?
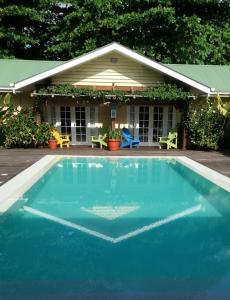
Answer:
0;157;230;299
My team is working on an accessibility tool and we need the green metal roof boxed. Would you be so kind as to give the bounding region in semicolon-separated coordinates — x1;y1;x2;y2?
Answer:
166;64;230;93
0;58;230;93
0;59;64;88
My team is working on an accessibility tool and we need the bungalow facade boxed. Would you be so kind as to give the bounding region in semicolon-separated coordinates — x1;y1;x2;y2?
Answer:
0;42;230;146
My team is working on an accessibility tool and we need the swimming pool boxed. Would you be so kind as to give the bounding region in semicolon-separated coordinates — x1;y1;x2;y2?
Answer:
0;156;230;299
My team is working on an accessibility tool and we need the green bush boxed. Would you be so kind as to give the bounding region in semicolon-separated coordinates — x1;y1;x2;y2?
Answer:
187;99;226;150
1;109;52;148
3;110;38;147
35;122;52;146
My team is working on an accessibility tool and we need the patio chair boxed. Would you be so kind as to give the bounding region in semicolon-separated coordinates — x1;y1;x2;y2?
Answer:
91;133;107;149
120;128;140;149
159;130;178;150
52;129;70;148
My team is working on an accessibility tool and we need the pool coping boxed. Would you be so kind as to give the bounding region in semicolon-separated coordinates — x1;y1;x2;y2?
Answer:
0;155;229;213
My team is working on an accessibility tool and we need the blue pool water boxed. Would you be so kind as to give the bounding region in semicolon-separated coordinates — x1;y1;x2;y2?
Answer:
0;157;230;299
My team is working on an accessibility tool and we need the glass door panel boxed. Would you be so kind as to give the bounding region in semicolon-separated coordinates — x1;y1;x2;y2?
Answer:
128;105;135;136
167;106;174;133
152;106;163;142
75;107;86;142
139;106;149;142
89;107;98;137
60;106;71;135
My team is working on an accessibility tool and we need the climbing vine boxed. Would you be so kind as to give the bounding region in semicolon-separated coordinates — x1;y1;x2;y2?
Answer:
36;83;191;102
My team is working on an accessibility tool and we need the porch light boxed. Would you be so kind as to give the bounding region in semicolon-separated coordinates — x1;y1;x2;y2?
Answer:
111;104;117;119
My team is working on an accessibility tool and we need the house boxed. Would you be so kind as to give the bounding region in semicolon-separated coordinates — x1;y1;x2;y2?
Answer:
0;42;230;146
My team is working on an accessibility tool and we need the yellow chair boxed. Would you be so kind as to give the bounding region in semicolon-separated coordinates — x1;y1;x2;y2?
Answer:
52;129;70;148
159;130;178;150
91;133;107;149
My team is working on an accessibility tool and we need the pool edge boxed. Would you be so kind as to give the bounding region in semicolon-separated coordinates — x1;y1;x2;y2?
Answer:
0;155;59;213
0;155;229;213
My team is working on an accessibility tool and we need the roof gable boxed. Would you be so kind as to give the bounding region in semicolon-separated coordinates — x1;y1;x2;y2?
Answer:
51;51;164;89
6;42;211;94
1;43;230;94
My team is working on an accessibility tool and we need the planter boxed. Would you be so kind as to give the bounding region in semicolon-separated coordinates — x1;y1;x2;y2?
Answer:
48;139;57;150
108;139;120;151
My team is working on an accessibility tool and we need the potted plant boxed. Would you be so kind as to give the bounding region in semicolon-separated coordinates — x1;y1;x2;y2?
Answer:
107;128;121;151
48;127;58;150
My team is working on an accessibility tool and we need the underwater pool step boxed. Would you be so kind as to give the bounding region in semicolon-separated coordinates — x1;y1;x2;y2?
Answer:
23;204;202;243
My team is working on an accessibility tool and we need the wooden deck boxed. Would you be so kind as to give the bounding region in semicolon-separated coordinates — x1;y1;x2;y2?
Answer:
0;147;229;186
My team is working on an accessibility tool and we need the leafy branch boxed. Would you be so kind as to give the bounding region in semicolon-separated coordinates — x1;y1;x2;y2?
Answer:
36;83;191;102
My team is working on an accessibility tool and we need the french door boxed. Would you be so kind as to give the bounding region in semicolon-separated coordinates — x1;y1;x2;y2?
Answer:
54;105;98;145
127;105;176;146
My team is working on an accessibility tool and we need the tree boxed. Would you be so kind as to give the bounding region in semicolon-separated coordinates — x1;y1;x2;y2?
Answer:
0;0;229;64
0;0;69;59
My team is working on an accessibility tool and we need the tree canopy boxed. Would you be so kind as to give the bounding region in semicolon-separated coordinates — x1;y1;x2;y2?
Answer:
0;0;229;64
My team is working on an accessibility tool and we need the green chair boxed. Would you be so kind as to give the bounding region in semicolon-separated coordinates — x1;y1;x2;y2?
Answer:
159;130;178;150
91;133;107;149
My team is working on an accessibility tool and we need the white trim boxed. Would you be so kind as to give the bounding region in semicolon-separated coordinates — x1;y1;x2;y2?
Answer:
12;42;211;93
0;88;14;92
176;157;230;192
0;155;59;213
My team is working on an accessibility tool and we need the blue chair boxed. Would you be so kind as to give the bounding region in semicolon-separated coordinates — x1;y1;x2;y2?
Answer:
120;128;140;149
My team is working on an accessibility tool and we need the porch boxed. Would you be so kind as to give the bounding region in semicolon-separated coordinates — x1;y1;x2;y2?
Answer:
0;147;229;187
45;98;180;146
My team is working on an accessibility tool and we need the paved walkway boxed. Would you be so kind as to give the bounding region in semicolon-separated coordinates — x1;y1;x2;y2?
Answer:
0;147;229;186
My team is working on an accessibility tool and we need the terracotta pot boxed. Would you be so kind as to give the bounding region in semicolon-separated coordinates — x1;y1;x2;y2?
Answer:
48;139;57;150
108;139;120;151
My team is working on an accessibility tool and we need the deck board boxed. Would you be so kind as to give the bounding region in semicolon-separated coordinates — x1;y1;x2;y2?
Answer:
0;147;229;186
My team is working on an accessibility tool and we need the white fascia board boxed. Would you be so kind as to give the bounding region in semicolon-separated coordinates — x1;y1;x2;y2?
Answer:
13;43;118;90
210;92;230;96
13;42;211;94
113;44;211;94
0;87;14;90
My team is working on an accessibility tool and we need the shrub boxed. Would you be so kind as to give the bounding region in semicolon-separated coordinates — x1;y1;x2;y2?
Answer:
1;108;52;148
187;98;226;150
35;122;52;146
3;110;38;147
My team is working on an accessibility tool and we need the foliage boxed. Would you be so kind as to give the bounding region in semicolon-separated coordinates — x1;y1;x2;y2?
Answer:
2;110;38;147
144;83;190;100
35;122;53;145
36;83;190;102
0;1;66;59
187;97;226;150
0;102;52;147
0;1;229;64
0;93;12;122
106;128;121;140
215;94;230;118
